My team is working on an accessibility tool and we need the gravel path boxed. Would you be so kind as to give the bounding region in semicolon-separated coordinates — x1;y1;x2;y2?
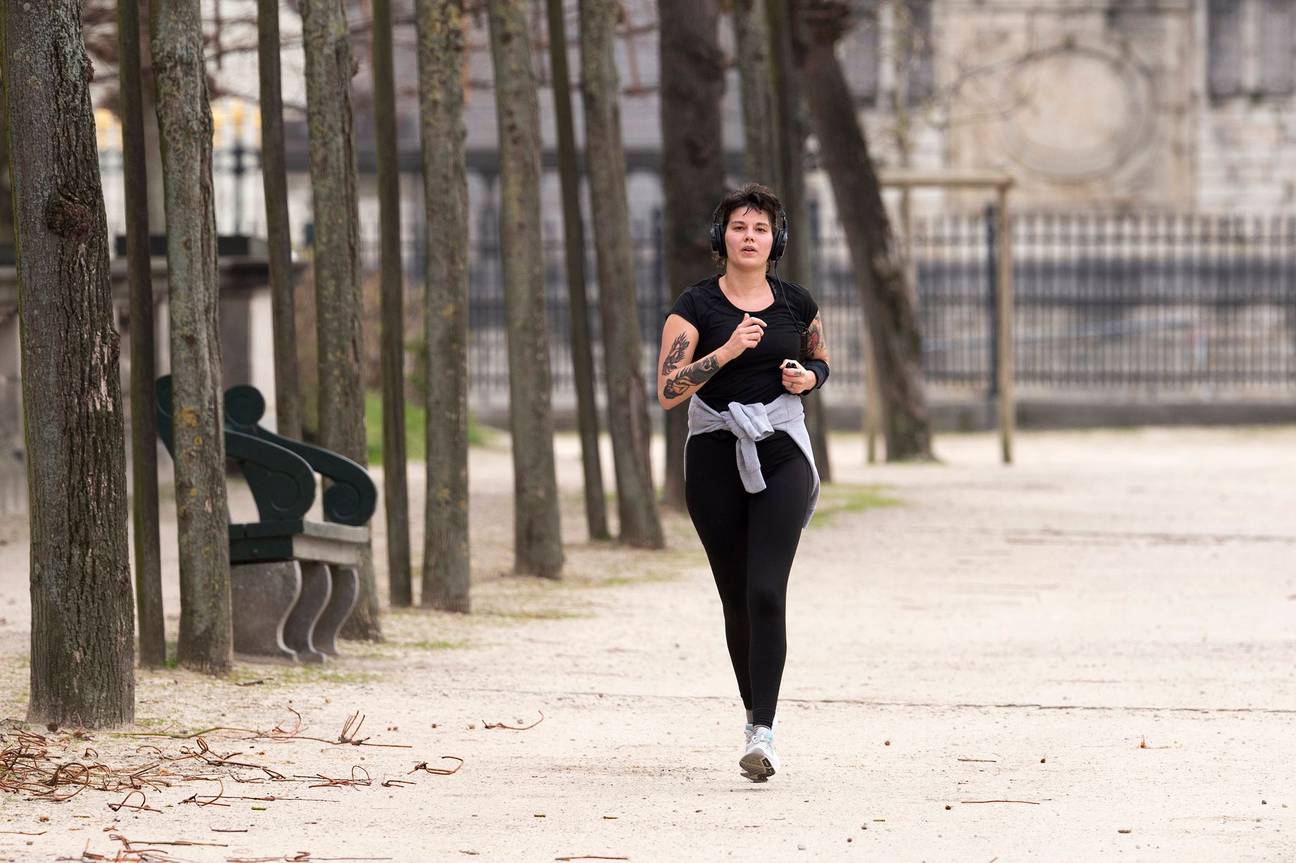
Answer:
0;425;1292;861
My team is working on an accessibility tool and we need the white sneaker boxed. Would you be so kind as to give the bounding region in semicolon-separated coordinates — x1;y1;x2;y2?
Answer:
740;725;780;781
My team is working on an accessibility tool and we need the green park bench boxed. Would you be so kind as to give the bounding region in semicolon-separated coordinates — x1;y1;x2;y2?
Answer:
155;375;376;663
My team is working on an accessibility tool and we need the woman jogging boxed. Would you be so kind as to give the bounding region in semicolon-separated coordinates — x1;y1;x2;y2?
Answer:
657;183;830;782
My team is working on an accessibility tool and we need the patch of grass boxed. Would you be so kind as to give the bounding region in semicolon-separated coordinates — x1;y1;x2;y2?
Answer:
485;608;587;621
809;483;901;528
133;716;172;728
365;391;491;465
574;568;682;589
398;639;469;651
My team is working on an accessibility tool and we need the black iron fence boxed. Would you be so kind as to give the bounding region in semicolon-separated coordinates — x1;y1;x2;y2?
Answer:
371;209;1296;399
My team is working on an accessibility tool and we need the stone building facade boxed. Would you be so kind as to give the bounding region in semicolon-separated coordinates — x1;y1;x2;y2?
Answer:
839;0;1296;213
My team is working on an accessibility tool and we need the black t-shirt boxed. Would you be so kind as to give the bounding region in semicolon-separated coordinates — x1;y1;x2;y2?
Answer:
666;273;819;412
666;274;819;476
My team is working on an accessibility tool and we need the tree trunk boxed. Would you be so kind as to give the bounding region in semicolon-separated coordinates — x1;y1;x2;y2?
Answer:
0;117;12;248
415;0;471;611
546;0;609;543
257;0;303;440
734;0;778;183
371;0;412;607
486;0;564;578
579;0;663;549
658;0;726;509
119;1;168;232
151;0;235;673
119;0;165;668
794;3;933;461
768;0;832;479
1;0;136;726
302;0;384;636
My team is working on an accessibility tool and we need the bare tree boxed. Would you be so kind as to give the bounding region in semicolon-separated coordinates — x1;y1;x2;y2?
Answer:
302;0;385;635
768;0;832;478
1;0;136;724
793;0;933;460
118;0;165;669
734;0;778;182
415;0;471;610
258;0;304;440
372;0;413;607
546;0;609;542
658;0;727;509
486;0;564;578
152;0;236;672
579;0;663;548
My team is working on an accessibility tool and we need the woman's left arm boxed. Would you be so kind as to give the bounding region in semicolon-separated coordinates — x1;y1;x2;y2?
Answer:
806;313;829;364
782;313;830;394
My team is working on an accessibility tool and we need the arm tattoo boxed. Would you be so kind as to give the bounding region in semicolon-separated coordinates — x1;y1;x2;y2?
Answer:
662;355;720;399
661;332;689;375
807;315;826;356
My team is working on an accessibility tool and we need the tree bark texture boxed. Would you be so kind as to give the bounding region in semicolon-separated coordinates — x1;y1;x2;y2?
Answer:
486;0;564;578
545;0;609;543
795;5;933;460
371;0;412;607
657;0;726;509
0;116;12;247
118;0;165;668
734;0;778;183
1;0;136;724
257;0;303;441
151;0;234;673
301;0;384;636
415;0;471;611
768;0;832;479
579;0;663;549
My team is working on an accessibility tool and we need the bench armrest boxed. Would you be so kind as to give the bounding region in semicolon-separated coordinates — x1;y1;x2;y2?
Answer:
156;375;317;522
224;384;376;526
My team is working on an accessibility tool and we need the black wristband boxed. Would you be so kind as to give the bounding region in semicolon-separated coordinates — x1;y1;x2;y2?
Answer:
803;359;829;391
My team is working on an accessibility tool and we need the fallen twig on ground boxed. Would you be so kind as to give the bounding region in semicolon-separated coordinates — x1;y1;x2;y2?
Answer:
410;756;464;776
300;766;372;788
483;711;544;730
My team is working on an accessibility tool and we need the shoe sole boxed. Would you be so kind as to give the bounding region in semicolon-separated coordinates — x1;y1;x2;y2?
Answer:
739;751;776;780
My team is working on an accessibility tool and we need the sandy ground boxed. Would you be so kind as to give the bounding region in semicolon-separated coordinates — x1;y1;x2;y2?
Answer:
0;424;1293;862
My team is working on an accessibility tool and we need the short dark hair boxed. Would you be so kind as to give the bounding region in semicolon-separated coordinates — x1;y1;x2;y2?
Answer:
712;183;784;271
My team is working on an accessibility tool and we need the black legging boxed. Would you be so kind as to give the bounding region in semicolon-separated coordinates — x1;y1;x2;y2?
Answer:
685;430;814;729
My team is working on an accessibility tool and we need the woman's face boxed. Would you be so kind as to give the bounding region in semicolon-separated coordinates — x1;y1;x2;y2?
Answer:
724;206;775;271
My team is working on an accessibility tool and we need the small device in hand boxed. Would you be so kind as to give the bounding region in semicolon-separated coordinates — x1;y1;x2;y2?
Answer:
780;359;805;373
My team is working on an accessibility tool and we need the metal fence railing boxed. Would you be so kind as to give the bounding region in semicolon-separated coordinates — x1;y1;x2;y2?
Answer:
375;209;1296;400
95;136;1296;400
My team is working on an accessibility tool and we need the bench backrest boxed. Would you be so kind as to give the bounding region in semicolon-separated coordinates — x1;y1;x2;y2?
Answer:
155;375;376;528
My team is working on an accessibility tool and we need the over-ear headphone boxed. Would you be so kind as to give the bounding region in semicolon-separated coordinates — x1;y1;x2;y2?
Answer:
710;202;789;265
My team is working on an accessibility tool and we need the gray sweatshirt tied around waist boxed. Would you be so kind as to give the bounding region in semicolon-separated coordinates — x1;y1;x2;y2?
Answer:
685;392;820;528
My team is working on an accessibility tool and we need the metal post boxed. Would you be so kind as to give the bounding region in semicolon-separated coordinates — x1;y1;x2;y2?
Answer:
985;202;999;398
996;185;1015;464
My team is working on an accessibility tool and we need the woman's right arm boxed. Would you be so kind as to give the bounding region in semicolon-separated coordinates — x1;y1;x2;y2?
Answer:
656;312;765;411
